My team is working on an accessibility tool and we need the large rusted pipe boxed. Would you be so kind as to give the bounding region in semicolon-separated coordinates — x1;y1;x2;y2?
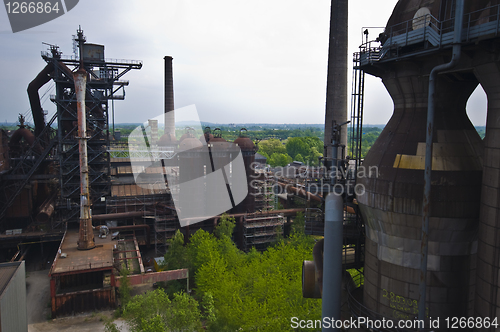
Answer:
276;181;323;203
75;68;95;250
27;63;53;138
36;196;55;223
92;211;149;221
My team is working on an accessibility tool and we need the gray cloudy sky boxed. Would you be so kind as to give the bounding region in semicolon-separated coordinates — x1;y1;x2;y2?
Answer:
0;0;487;126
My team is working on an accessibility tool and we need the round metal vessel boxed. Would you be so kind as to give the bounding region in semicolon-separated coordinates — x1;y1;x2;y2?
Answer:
232;129;257;214
357;59;483;319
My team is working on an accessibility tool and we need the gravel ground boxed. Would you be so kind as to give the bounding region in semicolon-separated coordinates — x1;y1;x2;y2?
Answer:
25;265;133;331
28;312;129;332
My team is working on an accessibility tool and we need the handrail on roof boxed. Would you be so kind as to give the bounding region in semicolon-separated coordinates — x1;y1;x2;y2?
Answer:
359;3;500;65
41;51;143;66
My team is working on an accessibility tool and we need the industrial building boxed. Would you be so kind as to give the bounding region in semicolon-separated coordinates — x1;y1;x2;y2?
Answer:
0;28;303;318
2;0;500;330
301;0;500;331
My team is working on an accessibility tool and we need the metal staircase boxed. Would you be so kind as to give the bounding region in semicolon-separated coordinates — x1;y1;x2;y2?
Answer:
349;51;365;174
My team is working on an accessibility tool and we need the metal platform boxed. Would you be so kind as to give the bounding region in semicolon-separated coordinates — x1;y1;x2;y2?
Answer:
50;230;114;275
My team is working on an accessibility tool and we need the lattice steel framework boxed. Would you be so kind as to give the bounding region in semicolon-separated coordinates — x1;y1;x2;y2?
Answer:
39;38;143;227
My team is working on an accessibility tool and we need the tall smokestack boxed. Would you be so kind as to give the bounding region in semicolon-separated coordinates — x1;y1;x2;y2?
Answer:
164;56;175;138
75;69;95;250
324;0;348;159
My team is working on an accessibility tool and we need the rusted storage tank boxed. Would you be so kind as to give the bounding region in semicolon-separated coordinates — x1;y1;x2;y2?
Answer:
200;127;214;144
208;129;231;210
357;0;485;320
8;126;36;157
177;130;207;222
158;132;177;148
232;129;257;214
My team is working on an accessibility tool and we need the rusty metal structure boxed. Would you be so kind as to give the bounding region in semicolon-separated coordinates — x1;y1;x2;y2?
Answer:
232;129;257;214
73;39;96;249
0;27;309;318
74;67;95;250
342;0;500;328
0;28;142;232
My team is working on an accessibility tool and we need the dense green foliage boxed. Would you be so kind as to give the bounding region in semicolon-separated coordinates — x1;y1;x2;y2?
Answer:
121;289;202;332
347;127;383;159
112;214;321;331
286;137;323;165
194;233;320;331
118;268;132;311
257;137;323;167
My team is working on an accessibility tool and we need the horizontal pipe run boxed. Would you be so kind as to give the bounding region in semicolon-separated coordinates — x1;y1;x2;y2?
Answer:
92;211;150;220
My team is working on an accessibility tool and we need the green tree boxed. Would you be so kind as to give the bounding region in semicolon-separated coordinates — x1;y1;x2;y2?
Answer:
291;211;305;235
306;146;322;166
186;229;220;274
286;137;309;160
162;230;189;295
285;137;323;166
164;229;187;270
112;225;321;332
257;139;286;157
268;153;292;167
193;230;320;331
200;292;217;328
122;289;201;332
118;268;132;312
294;153;304;163
214;214;236;239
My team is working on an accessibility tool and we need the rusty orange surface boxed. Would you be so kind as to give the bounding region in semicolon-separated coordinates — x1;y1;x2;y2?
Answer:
50;230;114;275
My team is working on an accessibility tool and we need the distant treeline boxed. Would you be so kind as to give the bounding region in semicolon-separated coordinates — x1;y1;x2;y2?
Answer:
1;122;486;165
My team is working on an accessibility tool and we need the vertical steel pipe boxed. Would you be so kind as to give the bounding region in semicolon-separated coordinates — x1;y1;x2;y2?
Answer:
75;69;95;250
322;192;343;332
419;0;464;324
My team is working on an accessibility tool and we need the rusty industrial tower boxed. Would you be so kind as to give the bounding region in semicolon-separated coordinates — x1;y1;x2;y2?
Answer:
351;0;500;327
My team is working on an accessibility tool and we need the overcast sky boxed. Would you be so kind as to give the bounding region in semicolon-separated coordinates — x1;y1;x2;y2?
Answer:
0;0;487;127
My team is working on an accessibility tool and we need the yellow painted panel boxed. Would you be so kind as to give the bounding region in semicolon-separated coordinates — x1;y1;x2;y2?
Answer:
393;154;402;168
394;154;482;171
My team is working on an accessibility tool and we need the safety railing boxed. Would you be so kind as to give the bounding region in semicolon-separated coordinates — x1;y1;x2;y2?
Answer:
359;4;500;65
41;51;143;66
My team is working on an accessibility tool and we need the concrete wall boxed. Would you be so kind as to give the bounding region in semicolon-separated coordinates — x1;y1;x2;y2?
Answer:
0;261;27;332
